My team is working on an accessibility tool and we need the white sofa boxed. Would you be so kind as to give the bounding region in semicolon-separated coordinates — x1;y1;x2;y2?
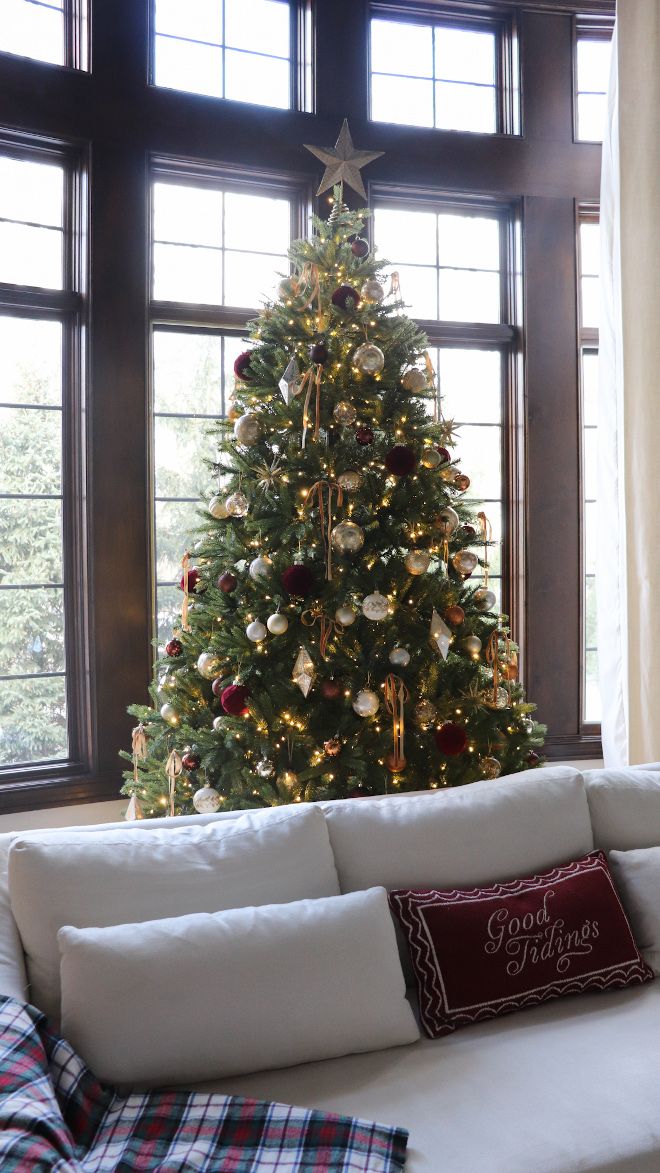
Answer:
3;762;660;1172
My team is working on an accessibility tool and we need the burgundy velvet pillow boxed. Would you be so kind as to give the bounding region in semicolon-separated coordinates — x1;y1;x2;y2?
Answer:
390;851;653;1038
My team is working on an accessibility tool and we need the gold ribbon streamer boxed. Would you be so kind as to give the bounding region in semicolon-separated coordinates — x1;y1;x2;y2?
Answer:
304;479;344;581
389;271;401;300
131;723;147;786
299;261;321;311
424;350;439;422
384;674;409;770
477;511;492;588
181;552;191;633
165;748;183;817
300;364;323;449
485;629;510;708
301;605;339;661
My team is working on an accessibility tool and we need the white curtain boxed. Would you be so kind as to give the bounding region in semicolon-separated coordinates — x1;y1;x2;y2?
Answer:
598;1;660;765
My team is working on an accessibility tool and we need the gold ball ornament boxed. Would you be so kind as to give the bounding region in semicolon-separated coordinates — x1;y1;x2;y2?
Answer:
225;491;249;517
333;400;357;426
324;738;342;757
360;278;384;303
404;549;431;575
266;613;288;635
353;688;380;717
337;470;363;492
479;756;502;780
362;592;389;621
353;342;385;375
331;520;365;553
233;412;262;446
474;588;497;612
421;447;441;469
196;652;222;679
401;368;426;393
463;634;483;658
452;550;479;577
193;785;222;813
160;703;179;726
414;699;437;728
208;494;229;519
335;604;358;626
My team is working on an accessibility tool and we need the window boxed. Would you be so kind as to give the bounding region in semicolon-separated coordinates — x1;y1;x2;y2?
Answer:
578;210;600;725
153;0;294;109
369;7;516;134
150;171;297;646
0;0;88;69
0;145;86;772
575;32;612;142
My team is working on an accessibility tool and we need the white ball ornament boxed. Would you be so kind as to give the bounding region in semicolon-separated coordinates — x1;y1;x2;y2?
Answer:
353;342;385;375
360;278;384;303
212;716;224;732
160;703;179;726
197;652;222;679
249;554;272;580
404;549;431;575
193;785;222;813
246;620;267;642
353;688;380;717
208;494;229;519
233;413;262;446
362;591;389;621
389;647;411;668
331;520;365;553
225;491;249;517
335;604;357;627
401;367;426;393
267;612;288;635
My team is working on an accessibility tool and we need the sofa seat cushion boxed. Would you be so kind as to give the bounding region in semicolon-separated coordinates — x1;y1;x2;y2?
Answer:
199;983;660;1173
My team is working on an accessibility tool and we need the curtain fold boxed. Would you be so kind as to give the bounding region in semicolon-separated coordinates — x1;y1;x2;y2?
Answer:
598;1;660;765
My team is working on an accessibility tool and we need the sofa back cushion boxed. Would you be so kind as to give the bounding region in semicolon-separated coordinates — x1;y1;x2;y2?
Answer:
8;805;339;1023
584;768;660;852
323;766;592;894
58;887;420;1087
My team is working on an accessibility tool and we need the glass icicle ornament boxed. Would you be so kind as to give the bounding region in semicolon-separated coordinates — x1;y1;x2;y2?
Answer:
353;342;385;375
278;356;300;403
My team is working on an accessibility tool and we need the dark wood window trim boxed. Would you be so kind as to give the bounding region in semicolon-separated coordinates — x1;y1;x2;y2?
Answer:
0;0;614;813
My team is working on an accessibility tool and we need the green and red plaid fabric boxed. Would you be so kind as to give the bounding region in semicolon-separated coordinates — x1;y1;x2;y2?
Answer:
0;996;408;1171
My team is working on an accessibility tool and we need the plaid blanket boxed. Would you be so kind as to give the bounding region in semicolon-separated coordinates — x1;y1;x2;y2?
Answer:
0;996;408;1171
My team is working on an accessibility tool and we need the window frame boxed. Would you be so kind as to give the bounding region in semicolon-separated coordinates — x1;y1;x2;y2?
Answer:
577;200;600;734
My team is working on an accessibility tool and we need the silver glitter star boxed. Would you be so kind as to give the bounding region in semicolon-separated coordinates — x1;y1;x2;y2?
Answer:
304;120;384;201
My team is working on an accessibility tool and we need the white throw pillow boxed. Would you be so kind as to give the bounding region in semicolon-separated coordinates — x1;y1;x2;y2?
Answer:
9;805;339;1022
58;887;420;1086
609;846;660;974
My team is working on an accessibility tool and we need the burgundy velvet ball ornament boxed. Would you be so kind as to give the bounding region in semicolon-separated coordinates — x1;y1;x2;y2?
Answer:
351;237;370;258
320;677;343;701
233;351;254;382
331;284;361;311
526;751;541;767
281;564;315;597
436;446;451;464
181;750;201;771
385;445;417;477
310;340;329;365
179;567;201;593
220;684;251;716
434;722;469;756
355;425;374;446
165;637;183;657
217;571;237;593
347;783;368;799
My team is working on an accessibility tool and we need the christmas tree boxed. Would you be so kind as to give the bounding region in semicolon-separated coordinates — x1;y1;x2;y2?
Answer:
123;127;544;818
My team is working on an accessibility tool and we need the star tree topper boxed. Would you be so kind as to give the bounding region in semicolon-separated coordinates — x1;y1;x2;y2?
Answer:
304;119;384;201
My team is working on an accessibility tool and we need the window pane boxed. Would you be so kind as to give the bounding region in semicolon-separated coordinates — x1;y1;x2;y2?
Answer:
439;268;500;323
224;249;287;307
153;242;222;304
154;0;221;42
577;93;607;142
370;19;433;77
580;222;600;277
153;183;223;247
154;416;217;499
439;348;501;424
584;501;597;575
371;74;434;128
153;332;223;416
435;27;495;85
374;208;437;267
577;38;611;95
394;264;438;319
0;223;62;288
453;424;501;499
0;586;65;675
580;274;600;328
0;499;63;585
225;49;289;108
584;649;601;723
225;0;289;58
583;427;597;501
436;80;496;133
438;214;499;271
582;350;598;427
0;676;68;766
155;500;203;582
0;407;62;495
0;317;62;407
225;192;290;254
156;585;184;650
154;35;223;98
0;0;64;65
0;157;63;227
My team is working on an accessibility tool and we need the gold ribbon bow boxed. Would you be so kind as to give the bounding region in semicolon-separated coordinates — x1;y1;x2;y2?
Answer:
299;364;323;449
477;511;492;587
299;261;321;311
384;674;409;771
304;479;344;581
131;723;148;786
165;748;183;817
301;605;339;661
180;552;191;632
